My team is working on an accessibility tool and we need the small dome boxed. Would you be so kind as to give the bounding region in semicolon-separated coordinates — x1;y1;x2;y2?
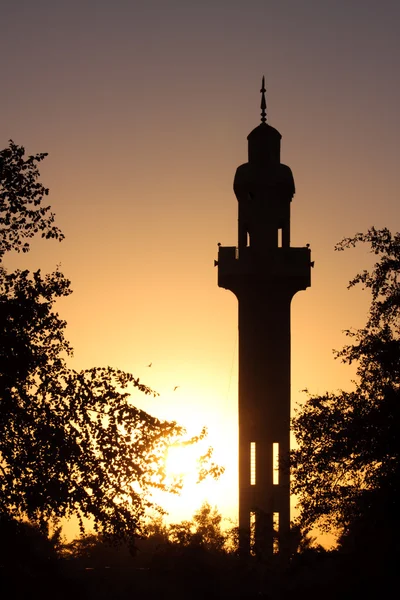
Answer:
247;122;281;165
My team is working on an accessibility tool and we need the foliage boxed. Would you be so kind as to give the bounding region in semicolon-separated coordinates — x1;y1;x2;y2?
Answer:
289;523;324;555
63;502;233;566
0;141;222;542
60;504;234;582
0;140;63;258
167;502;231;552
291;228;400;548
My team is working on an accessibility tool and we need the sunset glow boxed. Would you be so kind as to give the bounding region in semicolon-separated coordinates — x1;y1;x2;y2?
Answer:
1;1;399;538
165;443;200;484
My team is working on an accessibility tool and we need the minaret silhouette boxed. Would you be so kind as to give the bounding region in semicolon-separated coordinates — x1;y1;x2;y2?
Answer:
217;79;312;557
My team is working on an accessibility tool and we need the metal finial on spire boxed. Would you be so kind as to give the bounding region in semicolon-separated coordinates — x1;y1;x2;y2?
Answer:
260;76;267;123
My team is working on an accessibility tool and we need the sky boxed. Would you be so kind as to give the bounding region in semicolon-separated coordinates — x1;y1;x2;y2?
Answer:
1;0;399;535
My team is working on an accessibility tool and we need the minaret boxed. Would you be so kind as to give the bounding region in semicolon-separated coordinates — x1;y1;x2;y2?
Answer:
217;79;311;557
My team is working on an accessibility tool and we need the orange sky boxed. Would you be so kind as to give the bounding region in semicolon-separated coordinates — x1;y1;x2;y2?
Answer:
1;1;399;532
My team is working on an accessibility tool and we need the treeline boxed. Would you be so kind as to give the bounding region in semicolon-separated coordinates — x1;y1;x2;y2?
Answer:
2;501;392;600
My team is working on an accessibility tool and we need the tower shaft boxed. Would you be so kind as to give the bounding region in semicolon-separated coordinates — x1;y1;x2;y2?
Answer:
238;283;293;557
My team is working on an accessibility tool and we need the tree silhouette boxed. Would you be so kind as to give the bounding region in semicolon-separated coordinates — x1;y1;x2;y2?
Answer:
291;228;400;557
167;502;229;552
0;141;221;542
0;140;63;258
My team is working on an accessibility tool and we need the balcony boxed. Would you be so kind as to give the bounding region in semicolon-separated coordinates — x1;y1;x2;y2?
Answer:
217;245;311;290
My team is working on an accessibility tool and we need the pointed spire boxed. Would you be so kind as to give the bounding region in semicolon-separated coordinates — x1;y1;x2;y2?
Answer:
260;76;267;123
